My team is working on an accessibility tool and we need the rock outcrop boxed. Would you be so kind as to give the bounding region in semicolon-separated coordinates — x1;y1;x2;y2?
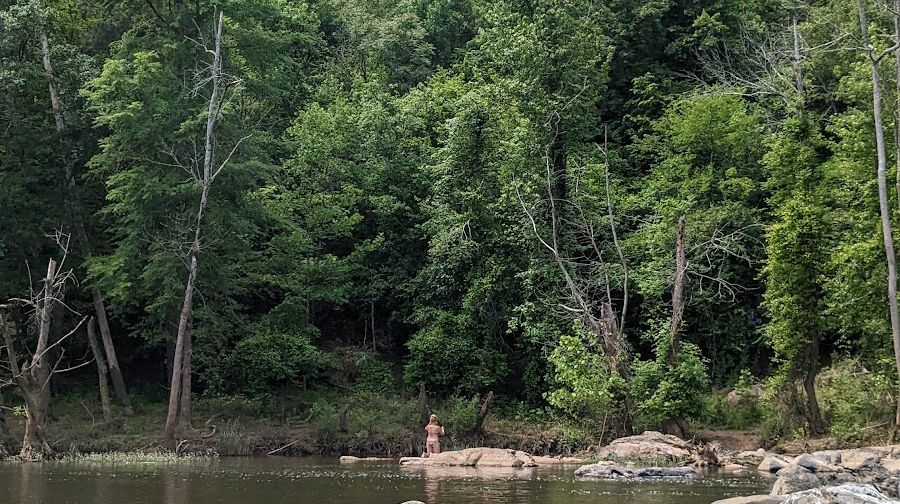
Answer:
399;448;536;468
574;462;698;480
770;465;820;495
592;430;727;466
713;483;896;504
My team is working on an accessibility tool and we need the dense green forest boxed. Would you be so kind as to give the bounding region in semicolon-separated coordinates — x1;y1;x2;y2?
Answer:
4;0;900;459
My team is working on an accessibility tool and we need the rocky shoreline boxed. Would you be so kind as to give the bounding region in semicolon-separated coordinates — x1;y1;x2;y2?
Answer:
392;432;900;503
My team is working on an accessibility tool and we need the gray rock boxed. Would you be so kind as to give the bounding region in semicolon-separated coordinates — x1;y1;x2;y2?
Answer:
760;455;794;473
631;466;698;478
814;451;843;465
795;453;841;473
771;466;821;495
595;431;694;462
783;483;897;504
842;450;884;472
711;497;785;504
574;463;631;479
574;463;697;480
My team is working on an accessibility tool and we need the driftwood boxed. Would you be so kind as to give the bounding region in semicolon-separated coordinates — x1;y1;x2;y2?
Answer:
267;440;300;456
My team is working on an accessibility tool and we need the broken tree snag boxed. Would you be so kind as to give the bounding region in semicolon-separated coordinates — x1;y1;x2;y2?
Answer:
339;406;348;433
417;383;429;425
40;30;133;416
87;317;112;423
670;215;686;363
474;391;494;435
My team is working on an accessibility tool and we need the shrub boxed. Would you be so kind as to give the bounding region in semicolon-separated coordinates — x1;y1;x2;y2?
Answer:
229;326;335;392
404;313;507;396
545;334;613;420
818;358;893;441
631;341;710;428
701;369;763;430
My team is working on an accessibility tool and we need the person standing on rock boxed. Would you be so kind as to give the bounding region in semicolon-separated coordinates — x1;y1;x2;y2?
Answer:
424;414;445;457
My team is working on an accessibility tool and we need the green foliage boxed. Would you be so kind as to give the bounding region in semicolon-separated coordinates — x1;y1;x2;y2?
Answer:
818;359;894;442
229;327;335;392
545;334;613;420
631;341;710;428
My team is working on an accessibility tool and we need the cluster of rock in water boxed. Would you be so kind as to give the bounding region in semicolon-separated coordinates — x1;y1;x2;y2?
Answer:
388;431;900;503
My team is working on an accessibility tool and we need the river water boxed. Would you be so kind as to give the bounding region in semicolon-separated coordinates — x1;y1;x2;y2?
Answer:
0;457;772;504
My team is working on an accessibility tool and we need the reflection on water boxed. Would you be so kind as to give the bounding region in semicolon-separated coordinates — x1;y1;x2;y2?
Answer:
0;457;771;504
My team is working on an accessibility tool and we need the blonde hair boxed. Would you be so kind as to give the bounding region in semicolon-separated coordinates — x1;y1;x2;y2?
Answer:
429;414;438;422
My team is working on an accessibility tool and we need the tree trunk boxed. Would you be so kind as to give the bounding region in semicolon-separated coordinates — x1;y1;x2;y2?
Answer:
670;216;686;362
804;329;826;435
19;385;51;461
40;31;132;414
417;383;430;426
894;0;900;205
92;291;132;414
164;255;197;450
2;260;58;460
179;317;192;429
164;11;226;449
474;391;494;435
87;317;113;423
857;0;900;428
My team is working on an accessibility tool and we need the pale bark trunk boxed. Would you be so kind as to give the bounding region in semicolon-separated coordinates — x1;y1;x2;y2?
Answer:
164;255;197;449
2;260;58;460
40;31;132;414
179;317;192;429
857;0;900;427
87;317;112;423
894;0;900;205
164;11;225;449
670;216;686;361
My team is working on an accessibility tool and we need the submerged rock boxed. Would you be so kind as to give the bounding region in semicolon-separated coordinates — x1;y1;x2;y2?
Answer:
711;497;785;504
574;462;698;480
574;462;631;479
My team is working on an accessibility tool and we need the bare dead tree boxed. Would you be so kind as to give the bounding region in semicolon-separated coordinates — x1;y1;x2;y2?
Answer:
39;31;133;415
0;233;90;460
857;0;900;428
517;131;632;436
164;10;249;449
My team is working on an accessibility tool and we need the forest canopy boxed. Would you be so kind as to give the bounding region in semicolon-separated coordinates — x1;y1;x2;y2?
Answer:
3;0;900;456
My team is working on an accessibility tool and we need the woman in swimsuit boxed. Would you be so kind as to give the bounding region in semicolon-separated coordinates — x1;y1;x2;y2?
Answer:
424;414;444;457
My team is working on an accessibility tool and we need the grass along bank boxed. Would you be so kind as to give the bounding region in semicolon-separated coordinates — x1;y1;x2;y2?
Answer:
0;391;609;458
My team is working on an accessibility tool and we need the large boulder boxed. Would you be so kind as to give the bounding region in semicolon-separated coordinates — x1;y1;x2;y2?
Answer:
711;497;785;504
794;453;840;473
596;431;694;462
399;448;535;468
759;455;794;473
737;451;767;466
841;450;884;472
782;483;896;504
771;466;821;495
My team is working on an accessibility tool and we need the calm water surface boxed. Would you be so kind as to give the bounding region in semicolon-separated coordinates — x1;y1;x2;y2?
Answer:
0;457;772;504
